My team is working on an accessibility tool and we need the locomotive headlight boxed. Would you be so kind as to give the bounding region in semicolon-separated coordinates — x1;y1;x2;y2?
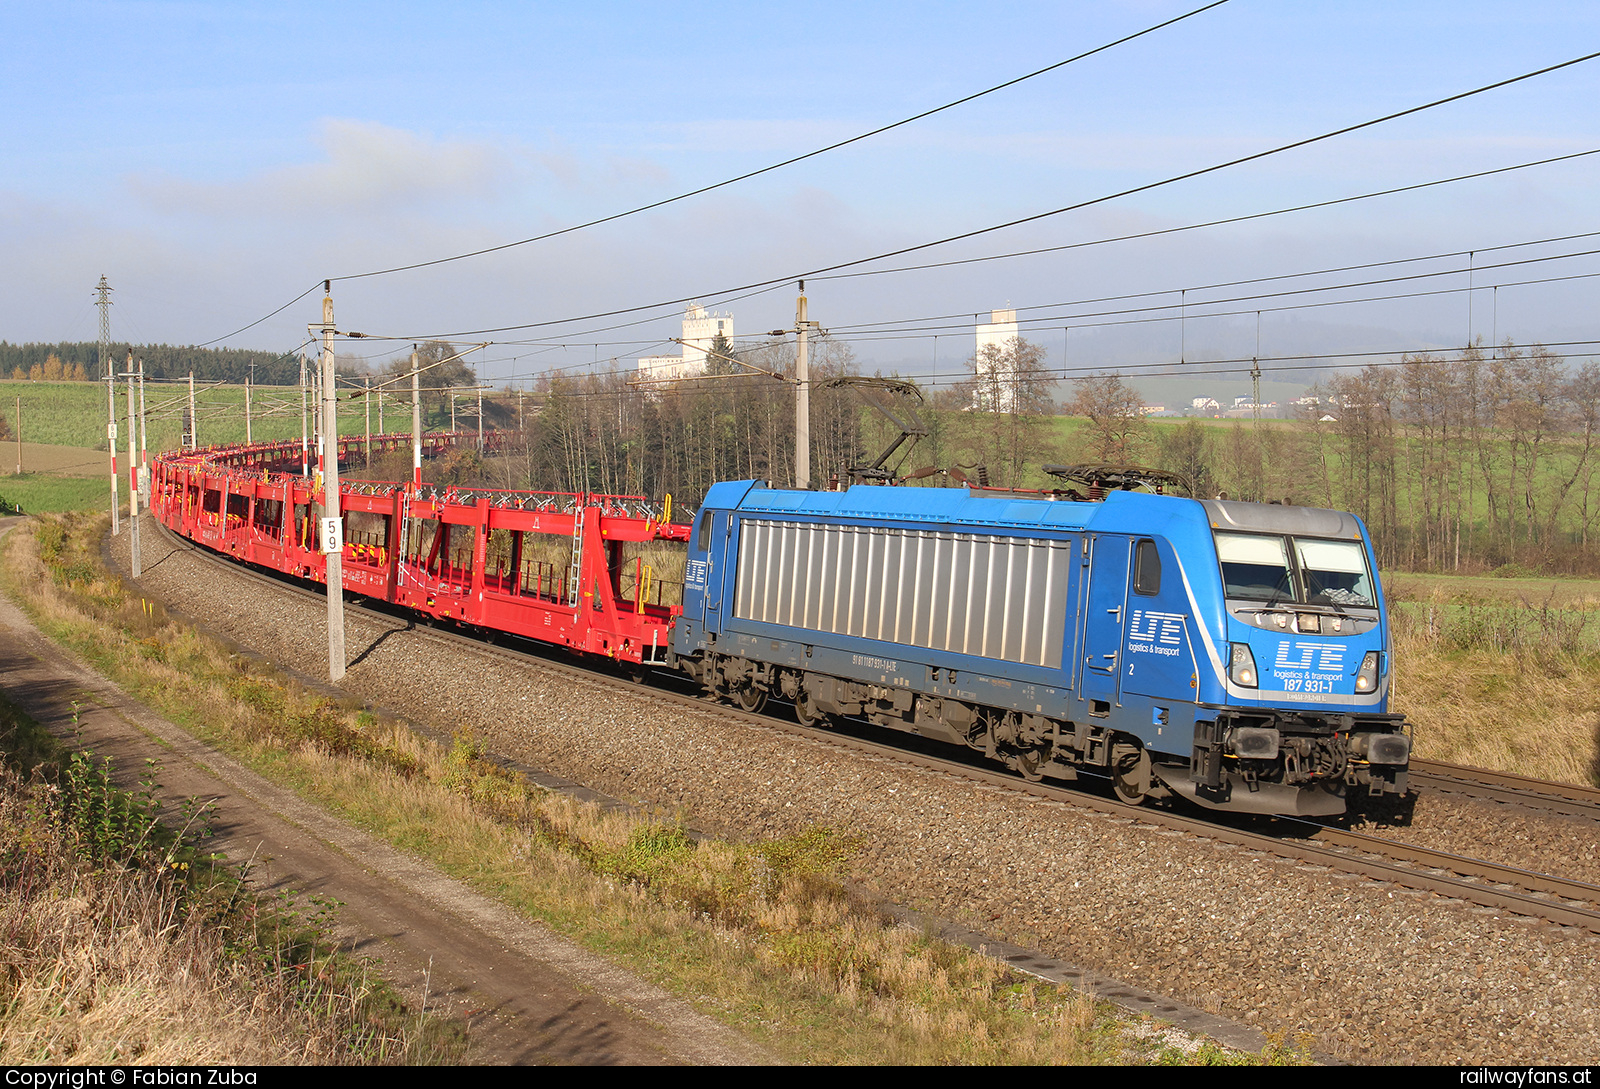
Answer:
1354;651;1381;693
1229;643;1258;688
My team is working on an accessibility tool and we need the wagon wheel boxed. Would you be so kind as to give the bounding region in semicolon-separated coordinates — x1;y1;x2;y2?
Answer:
735;681;768;715
1112;744;1152;805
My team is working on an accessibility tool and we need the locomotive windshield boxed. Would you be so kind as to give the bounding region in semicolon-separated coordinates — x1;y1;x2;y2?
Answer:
1293;537;1374;606
1215;532;1374;607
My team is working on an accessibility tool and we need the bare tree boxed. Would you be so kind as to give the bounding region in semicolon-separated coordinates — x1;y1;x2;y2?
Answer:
1067;372;1146;463
1325;366;1399;565
384;340;477;427
1156;419;1212;497
946;336;1055;487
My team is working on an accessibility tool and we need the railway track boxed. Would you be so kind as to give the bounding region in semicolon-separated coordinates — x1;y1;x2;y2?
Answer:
1410;757;1600;823
144;517;1600;938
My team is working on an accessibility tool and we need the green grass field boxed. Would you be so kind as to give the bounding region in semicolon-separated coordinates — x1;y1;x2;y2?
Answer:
0;475;114;514
1387;571;1600;607
2;379;399;451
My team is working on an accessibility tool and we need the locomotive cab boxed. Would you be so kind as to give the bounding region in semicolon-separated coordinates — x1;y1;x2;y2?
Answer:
1164;500;1409;816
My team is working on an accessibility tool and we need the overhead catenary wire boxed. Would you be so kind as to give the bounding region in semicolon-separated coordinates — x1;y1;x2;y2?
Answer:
194;5;1228;349
369;49;1600;344
194;288;323;349
193;138;1600;374
1040;339;1600;387
810;148;1600;284
386;173;1600;394
464;336;1600;410
833;268;1600;344
330;238;1600;399
188;56;1600;404
396;148;1600;362
343;234;1600;385
171;274;1600;404
325;2;1231;285
824;231;1600;335
821;247;1600;340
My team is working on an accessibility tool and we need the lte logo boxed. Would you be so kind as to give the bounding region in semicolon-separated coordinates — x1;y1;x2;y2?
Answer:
1129;610;1184;646
1274;641;1343;671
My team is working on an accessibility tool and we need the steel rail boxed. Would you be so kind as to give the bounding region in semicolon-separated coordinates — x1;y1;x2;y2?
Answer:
1410;757;1600;822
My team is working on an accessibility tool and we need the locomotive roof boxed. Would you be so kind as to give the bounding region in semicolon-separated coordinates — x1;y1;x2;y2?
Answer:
720;481;1190;533
717;481;1366;541
1201;499;1364;539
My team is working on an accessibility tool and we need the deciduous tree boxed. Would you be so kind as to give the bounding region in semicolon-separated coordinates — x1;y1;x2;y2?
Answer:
1067;372;1145;463
953;336;1053;487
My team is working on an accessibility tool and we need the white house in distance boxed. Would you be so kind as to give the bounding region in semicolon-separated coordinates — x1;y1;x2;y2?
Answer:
637;303;735;384
973;308;1019;411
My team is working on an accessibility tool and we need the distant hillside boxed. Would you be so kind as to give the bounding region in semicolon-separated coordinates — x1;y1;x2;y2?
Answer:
0;341;309;384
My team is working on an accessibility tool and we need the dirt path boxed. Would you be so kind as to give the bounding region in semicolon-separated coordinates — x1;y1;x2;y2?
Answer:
0;518;774;1066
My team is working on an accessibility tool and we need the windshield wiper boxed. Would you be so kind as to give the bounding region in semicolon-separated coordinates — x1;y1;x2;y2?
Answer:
1261;572;1294;612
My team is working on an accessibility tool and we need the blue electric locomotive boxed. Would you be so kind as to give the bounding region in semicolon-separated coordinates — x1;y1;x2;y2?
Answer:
671;480;1410;817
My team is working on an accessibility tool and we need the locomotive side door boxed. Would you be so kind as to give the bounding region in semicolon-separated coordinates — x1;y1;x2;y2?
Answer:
1081;534;1131;709
701;511;733;636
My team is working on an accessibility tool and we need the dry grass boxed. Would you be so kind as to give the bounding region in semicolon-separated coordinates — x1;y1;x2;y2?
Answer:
0;511;1283;1064
0;524;458;1065
289;722;1123;1063
1388;581;1600;786
0;735;447;1064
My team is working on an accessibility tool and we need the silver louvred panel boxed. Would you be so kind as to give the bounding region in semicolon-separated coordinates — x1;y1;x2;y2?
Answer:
733;518;1069;667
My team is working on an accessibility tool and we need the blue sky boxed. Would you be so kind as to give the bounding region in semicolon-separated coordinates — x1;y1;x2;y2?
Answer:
4;1;1597;393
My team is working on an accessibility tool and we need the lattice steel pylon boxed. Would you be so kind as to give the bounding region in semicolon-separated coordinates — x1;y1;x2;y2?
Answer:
94;275;113;381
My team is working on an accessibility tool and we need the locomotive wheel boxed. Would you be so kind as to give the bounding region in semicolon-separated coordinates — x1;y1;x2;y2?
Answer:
1112;745;1152;805
1011;748;1046;783
735;681;768;714
795;691;826;728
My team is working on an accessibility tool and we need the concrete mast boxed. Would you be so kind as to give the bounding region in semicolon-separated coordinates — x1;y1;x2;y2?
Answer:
319;284;346;681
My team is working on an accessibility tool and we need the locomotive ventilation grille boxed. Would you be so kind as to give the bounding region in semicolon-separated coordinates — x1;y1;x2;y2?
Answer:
732;518;1069;667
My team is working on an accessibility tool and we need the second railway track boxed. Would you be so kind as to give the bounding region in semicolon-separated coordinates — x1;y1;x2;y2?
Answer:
1410;757;1600;823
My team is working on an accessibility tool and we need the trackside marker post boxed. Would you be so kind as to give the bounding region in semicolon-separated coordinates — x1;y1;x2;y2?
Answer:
412;348;421;489
138;358;148;508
